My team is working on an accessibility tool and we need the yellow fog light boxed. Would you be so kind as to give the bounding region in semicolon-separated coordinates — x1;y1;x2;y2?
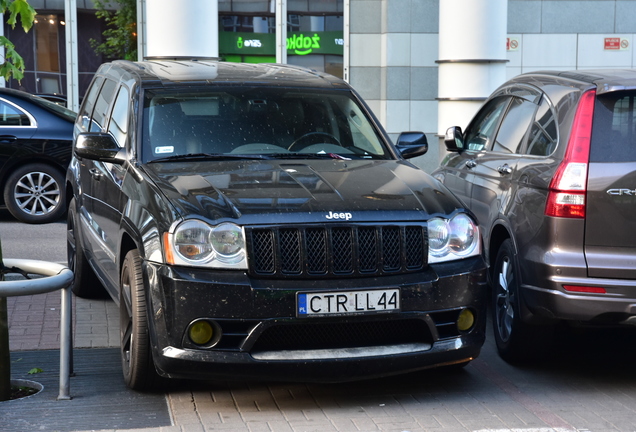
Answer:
189;320;215;346
457;309;475;332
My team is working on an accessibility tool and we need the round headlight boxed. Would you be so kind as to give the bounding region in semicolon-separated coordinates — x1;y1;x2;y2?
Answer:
211;223;245;260
428;218;450;256
448;213;478;256
174;220;214;262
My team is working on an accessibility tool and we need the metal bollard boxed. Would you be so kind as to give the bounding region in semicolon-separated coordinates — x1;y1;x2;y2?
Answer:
0;259;74;400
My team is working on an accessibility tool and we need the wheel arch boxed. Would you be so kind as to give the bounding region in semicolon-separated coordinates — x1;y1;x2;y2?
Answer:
119;232;139;282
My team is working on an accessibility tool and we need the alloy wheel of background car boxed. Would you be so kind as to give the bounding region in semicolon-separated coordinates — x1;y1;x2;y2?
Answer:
4;163;66;224
120;249;158;391
492;239;534;363
67;198;106;299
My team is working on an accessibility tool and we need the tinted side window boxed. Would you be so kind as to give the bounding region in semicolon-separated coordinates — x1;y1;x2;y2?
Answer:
108;86;130;148
492;97;537;154
591;91;636;162
0;100;30;126
78;76;104;132
526;97;558;156
463;97;510;151
90;79;118;132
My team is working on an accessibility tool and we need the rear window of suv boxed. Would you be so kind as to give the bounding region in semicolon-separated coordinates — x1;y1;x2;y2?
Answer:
591;91;636;162
140;87;390;162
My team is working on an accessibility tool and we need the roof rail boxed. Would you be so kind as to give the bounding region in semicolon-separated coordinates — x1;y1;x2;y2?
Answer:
143;56;221;61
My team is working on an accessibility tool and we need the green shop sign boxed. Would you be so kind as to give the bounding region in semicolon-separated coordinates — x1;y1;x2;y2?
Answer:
219;32;274;55
219;31;344;57
287;31;343;56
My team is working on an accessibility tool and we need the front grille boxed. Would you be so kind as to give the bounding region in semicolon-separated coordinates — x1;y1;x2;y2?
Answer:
246;224;427;278
250;318;431;352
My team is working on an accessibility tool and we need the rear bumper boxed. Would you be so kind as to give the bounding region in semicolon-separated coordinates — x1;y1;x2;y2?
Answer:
521;274;636;323
143;257;488;382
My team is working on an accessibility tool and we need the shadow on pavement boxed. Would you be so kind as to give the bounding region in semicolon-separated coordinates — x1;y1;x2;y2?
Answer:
2;349;172;432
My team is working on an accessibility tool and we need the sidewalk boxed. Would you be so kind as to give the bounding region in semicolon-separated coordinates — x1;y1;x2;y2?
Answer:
7;291;119;351
6;290;636;432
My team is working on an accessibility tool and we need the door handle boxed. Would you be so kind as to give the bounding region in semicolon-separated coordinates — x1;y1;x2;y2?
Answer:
497;164;512;175
465;160;477;169
0;135;17;142
89;168;103;180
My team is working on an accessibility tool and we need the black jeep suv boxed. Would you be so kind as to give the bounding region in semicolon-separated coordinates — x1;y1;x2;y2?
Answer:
435;70;636;363
66;59;487;389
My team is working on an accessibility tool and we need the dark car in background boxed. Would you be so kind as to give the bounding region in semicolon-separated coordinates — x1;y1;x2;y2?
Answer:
0;88;75;223
66;59;488;390
434;69;636;362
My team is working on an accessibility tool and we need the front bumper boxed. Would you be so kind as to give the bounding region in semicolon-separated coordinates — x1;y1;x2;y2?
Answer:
142;256;488;382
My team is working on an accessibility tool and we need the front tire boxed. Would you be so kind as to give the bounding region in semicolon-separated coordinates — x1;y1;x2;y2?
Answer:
120;249;158;390
4;163;66;224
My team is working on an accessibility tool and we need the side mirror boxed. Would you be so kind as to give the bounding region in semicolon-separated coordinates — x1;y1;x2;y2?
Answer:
74;133;125;164
444;126;465;152
396;131;428;159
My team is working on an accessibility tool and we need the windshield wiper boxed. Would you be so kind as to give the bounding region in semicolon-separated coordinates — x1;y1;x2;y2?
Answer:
149;153;272;163
272;153;353;160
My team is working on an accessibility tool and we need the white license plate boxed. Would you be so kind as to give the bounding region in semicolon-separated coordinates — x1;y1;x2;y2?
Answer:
297;289;400;317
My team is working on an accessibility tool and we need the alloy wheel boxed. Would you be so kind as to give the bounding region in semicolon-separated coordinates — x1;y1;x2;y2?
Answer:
120;276;133;375
494;256;515;343
13;171;61;216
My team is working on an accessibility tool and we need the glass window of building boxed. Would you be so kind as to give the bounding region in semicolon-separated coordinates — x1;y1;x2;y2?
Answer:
219;0;276;63
288;0;343;77
218;0;343;77
35;14;63;94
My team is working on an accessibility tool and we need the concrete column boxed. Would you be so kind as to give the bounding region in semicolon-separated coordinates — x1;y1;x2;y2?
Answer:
145;0;218;59
437;0;508;139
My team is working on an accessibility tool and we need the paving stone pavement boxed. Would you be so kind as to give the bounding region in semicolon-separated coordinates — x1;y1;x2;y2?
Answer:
6;290;636;432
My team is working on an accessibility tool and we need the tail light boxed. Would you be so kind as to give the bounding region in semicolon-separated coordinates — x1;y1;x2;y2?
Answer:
545;89;596;218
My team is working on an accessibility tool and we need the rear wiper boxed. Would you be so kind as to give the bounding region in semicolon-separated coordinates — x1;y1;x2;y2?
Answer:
149;153;272;163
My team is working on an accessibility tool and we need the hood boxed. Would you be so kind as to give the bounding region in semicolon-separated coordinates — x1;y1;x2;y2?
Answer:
142;159;463;225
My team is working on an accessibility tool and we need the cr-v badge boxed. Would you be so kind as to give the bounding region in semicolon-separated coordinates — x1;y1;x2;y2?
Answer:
607;188;636;195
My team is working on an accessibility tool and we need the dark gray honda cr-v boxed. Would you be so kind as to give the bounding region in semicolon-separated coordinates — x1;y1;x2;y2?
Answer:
434;69;636;362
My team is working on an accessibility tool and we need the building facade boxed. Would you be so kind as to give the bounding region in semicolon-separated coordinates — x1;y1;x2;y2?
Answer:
3;0;110;99
7;0;636;172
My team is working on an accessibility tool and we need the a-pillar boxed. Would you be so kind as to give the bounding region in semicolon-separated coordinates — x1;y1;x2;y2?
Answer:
143;0;219;59
437;0;508;159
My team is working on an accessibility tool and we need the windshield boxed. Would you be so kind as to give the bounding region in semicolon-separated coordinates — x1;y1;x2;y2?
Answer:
141;87;390;163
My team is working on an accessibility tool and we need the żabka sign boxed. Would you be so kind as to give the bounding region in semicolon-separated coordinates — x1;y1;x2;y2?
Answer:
287;33;321;55
220;31;344;57
286;31;343;56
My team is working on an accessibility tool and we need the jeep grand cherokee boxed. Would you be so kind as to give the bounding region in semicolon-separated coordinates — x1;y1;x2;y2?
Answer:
66;59;487;390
